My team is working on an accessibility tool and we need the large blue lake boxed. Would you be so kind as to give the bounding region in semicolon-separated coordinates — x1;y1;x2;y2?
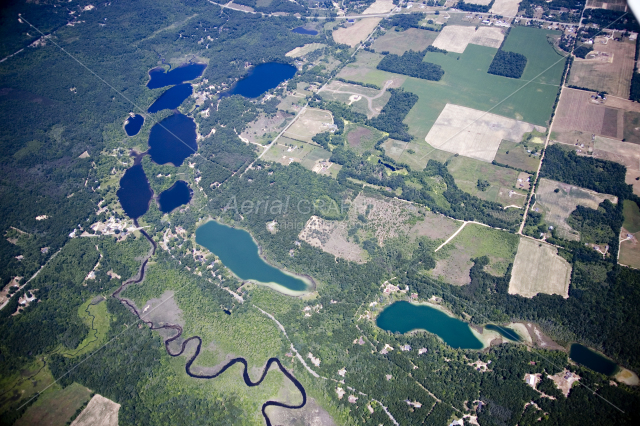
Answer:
226;62;297;98
158;180;192;213
147;63;207;89
147;114;197;167
148;83;193;113
117;164;153;219
124;114;144;136
195;221;309;292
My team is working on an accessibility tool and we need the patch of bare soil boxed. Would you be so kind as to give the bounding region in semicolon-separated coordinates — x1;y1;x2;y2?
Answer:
265;397;335;426
547;369;580;397
523;323;565;351
70;394;119;426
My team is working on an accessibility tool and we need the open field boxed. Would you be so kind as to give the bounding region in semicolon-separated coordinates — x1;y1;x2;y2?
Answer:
0;359;56;419
553;88;623;141
240;111;291;145
592;137;640;193
277;93;306;114
285;43;325;58
494;139;543;172
446;155;530;206
620;200;640;268
568;37;635;98
362;0;395;14
535;178;618;241
319;80;392;118
432;25;505;53
345;123;386;155
333;18;381;47
262;137;317;165
57;299;110;358
424;103;546;162
299;146;333;173
16;383;92;426
70;394;120;426
299;215;367;263
623;110;640;144
372;28;438;55
336;50;407;87
490;0;522;16
508;238;572;298
283;108;334;143
586;0;628;10
432;224;520;285
401;27;565;145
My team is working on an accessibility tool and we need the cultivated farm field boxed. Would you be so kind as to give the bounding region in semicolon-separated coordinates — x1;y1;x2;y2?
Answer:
336;50;406;88
620;200;640;269
15;383;91;426
69;394;120;426
508;238;572;298
372;28;438;55
332;18;381;47
431;25;504;53
494;139;543;172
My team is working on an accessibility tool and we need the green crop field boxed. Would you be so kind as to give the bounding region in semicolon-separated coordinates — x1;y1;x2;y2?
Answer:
15;382;91;426
623;200;640;233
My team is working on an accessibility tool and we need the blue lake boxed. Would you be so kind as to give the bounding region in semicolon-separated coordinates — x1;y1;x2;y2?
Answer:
147;63;207;89
195;221;309;292
117;164;153;219
569;343;619;376
485;324;522;342
225;62;297;98
147;114;197;167
148;83;193;113
376;301;484;349
158;180;192;213
292;26;318;35
124;114;144;136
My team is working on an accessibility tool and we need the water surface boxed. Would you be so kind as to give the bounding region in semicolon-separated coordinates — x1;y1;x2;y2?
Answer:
569;343;618;376
117;164;153;219
158;180;192;213
376;301;483;349
147;63;207;89
147;114;197;166
195;221;309;292
148;83;193;113
292;26;318;35
485;324;521;342
124;114;144;136
225;62;297;98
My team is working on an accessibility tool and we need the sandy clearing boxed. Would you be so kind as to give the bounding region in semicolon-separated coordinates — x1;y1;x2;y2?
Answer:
299;216;367;263
286;43;326;58
615;368;640;386
70;394;119;426
490;0;522;17
548;369;580;397
333;18;381;48
425;103;546;162
508;238;572;298
362;0;395;14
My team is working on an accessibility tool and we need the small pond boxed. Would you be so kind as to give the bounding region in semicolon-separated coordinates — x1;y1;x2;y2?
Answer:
124;114;144;136
292;26;318;35
569;343;619;376
195;220;309;292
225;62;297;98
147;63;207;89
147;114;197;167
116;164;153;219
148;83;193;113
485;324;522;342
158;180;192;213
376;301;484;349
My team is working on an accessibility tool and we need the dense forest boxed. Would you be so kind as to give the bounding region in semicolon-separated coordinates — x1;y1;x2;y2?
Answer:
581;8;640;32
380;13;426;31
456;0;494;12
377;49;445;81
488;50;528;79
573;45;593;59
367;89;418;141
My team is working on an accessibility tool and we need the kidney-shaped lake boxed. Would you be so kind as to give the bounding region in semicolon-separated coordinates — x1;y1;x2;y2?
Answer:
225;62;297;98
147;114;197;167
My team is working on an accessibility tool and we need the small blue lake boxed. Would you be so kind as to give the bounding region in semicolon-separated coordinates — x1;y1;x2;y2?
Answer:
376;301;484;349
148;83;193;113
124;114;144;136
147;63;207;89
147;114;197;167
569;343;619;376
158;180;192;213
485;324;522;342
225;62;297;98
292;26;318;35
117;164;153;219
195;221;309;292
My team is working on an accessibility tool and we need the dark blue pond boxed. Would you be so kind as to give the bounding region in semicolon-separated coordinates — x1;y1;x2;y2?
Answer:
124;114;144;136
147;63;207;89
148;83;193;113
226;62;297;98
147;114;197;167
117;164;153;219
485;324;522;342
569;344;619;376
292;26;318;35
158;180;192;213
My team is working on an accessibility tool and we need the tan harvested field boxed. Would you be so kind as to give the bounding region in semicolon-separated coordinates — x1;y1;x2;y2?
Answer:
362;0;395;14
627;169;640;196
535;178;618;241
70;394;120;426
240;111;291;144
508;238;572;298
285;43;325;58
432;25;505;53
603;95;640;112
283;108;334;143
591;137;640;190
425;103;546;162
586;0;628;11
333;18;381;48
372;28;438;55
553;88;623;141
568;37;635;98
490;0;522;16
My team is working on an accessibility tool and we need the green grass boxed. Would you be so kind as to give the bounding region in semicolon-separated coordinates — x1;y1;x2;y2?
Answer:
300;146;331;170
453;224;520;275
344;123;386;155
0;359;57;423
623;200;640;233
623;111;640;145
14;382;91;426
494;140;542;172
57;299;111;358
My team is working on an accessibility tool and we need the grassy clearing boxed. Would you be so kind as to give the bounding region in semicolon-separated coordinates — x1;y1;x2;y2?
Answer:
372;28;438;55
283;108;334;143
508;238;572;298
332;18;381;47
15;382;91;426
623;200;640;233
624;110;640;145
262;138;317;166
494;139;542;172
344;123;386;155
0;359;56;422
57;299;110;358
336;50;405;87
